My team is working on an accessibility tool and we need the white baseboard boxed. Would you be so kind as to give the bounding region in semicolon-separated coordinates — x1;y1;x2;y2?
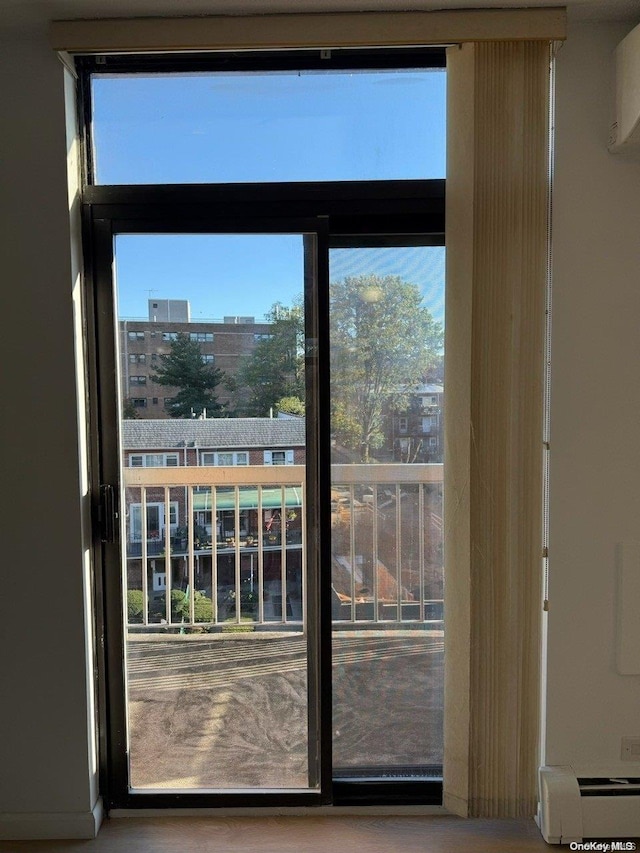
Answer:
0;797;103;840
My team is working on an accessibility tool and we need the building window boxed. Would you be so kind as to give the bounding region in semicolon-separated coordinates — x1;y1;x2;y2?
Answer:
254;333;273;342
129;501;178;542
422;415;438;434
129;375;147;385
130;398;147;408
190;332;214;342
264;449;295;465
129;453;180;467
162;332;178;341
398;417;408;434
128;331;144;341
200;451;249;466
152;397;159;405
423;395;438;407
201;354;215;364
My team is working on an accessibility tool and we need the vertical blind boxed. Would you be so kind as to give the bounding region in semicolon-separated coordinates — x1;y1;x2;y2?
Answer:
445;40;551;818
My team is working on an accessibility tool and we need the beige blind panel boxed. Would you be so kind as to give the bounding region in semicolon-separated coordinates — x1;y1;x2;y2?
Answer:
50;9;565;53
444;41;549;818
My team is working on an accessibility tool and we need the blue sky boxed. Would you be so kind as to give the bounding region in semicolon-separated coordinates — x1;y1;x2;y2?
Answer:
115;235;445;323
96;68;446;322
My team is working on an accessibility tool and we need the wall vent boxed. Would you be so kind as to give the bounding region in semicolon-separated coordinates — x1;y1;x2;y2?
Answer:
610;22;640;154
537;766;640;843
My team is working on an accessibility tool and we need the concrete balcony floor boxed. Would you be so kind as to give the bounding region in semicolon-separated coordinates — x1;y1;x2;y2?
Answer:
125;628;444;790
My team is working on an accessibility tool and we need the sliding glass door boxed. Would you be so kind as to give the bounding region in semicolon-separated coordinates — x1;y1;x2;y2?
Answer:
90;207;445;808
82;51;446;807
328;242;445;794
90;217;329;805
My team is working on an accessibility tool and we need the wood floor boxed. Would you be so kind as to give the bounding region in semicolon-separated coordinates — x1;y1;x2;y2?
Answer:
0;815;555;853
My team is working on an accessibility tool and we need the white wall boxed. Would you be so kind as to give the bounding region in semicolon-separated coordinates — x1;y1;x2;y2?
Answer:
545;20;640;770
0;24;99;838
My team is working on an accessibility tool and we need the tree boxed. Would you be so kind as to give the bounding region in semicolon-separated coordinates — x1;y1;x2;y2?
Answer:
151;333;225;418
235;303;305;416
275;395;305;417
330;274;443;462
127;589;145;623
122;398;139;419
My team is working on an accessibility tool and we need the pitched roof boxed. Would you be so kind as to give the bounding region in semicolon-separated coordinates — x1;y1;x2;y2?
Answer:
121;418;305;450
413;383;444;394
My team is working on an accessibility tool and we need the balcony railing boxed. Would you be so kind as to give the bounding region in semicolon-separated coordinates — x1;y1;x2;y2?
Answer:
123;464;443;631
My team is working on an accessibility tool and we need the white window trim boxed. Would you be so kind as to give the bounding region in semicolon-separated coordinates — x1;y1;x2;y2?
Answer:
263;449;295;465
129;453;180;467
129;501;178;542
421;416;437;434
200;451;249;466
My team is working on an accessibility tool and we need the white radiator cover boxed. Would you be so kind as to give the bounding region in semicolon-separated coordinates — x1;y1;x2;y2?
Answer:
537;766;640;844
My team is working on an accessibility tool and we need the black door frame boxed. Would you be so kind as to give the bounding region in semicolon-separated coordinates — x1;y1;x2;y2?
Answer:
84;184;445;810
79;45;446;812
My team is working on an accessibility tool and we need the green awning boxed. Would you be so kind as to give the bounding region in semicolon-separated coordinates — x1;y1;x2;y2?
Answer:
192;487;303;512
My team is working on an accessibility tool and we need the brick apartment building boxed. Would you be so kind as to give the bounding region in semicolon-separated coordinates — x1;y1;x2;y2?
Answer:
122;417;305;469
120;298;272;417
121;417;306;622
120;416;442;626
121;416;305;554
386;383;444;463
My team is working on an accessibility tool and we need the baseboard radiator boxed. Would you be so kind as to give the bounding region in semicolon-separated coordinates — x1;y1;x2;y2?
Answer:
537;766;640;844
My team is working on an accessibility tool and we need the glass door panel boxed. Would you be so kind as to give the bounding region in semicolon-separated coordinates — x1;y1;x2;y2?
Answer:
114;232;317;792
329;244;445;781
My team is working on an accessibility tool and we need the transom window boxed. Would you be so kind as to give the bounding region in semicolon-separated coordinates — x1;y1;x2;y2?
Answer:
90;53;446;185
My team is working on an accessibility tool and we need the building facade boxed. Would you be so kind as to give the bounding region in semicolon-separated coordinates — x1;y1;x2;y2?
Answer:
122;417;306;625
385;383;444;463
120;300;272;417
121;417;443;628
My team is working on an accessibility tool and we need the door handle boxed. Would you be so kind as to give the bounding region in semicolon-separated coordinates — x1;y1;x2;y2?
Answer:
98;484;119;543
